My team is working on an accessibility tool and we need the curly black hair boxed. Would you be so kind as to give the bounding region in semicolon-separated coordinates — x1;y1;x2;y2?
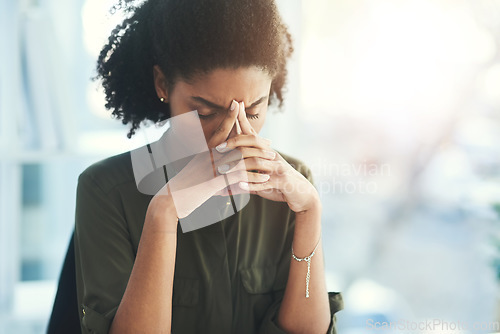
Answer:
95;0;294;138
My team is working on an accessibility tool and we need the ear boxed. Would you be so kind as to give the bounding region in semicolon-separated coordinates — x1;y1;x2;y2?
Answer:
153;65;169;102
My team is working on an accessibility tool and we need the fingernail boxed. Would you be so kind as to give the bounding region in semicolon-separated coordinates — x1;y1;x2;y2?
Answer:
217;164;230;174
239;181;249;190
262;174;270;181
230;100;237;111
266;150;276;159
216;142;227;152
240;101;245;110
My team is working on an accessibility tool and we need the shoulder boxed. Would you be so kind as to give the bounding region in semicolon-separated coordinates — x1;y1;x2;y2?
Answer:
78;151;135;194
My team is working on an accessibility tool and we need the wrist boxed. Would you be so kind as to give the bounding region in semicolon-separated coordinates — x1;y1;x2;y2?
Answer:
294;199;322;240
145;194;179;233
295;194;322;216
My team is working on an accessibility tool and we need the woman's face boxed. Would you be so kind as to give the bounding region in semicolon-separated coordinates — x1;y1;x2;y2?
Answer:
154;66;272;144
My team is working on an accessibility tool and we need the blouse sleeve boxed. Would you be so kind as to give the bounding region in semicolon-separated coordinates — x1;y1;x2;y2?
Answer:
258;291;343;334
257;160;344;334
74;171;135;334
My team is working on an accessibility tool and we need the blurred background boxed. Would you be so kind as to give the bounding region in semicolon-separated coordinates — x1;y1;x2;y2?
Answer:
1;0;499;333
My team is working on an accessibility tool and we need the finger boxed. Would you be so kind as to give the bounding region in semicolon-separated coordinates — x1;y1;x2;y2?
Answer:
215;147;276;167
238;101;256;135
235;116;242;135
217;159;249;176
238;180;274;192
225;170;270;185
216;158;243;175
216;134;271;153
224;156;279;175
217;184;277;197
207;100;239;148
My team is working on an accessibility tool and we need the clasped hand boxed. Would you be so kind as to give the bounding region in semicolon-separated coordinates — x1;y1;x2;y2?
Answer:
157;101;319;219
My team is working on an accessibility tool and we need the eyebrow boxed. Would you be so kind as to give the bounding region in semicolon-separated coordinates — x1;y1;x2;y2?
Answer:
190;95;269;111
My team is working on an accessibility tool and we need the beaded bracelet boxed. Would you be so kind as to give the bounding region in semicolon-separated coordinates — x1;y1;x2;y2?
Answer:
291;236;321;298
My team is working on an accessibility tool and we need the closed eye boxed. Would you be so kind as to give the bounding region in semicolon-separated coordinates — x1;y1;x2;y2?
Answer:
198;113;217;119
246;113;260;120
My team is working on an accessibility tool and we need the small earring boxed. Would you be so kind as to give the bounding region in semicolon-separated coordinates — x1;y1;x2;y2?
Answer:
160;97;165;103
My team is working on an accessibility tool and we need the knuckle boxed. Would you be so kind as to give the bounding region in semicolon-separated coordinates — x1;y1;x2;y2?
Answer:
275;160;284;171
238;147;248;157
253;157;263;168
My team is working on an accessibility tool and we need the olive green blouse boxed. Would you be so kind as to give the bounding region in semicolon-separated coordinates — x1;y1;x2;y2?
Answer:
74;150;343;334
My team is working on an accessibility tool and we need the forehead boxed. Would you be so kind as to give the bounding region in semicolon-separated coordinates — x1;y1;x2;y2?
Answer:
173;67;272;105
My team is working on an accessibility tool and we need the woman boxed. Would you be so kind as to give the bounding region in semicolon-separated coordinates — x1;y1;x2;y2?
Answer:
74;0;342;333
